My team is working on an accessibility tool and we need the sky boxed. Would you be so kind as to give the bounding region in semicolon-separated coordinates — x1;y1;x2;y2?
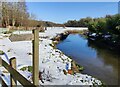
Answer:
3;0;120;2
26;2;118;23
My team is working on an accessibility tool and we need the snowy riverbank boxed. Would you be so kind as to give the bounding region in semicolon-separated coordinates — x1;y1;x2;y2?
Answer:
0;27;103;85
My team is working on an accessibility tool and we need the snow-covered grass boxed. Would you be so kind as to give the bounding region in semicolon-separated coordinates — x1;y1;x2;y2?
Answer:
0;27;103;86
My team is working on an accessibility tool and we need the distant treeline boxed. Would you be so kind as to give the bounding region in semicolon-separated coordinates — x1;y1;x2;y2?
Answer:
64;17;91;27
64;14;120;35
42;21;65;27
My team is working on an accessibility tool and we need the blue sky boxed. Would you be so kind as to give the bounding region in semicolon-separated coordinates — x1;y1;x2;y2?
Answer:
26;2;118;23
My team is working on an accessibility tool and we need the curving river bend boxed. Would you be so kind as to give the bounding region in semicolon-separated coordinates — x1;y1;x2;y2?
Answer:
57;34;119;85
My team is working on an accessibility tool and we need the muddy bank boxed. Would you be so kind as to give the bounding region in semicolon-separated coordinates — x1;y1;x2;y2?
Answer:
9;34;33;42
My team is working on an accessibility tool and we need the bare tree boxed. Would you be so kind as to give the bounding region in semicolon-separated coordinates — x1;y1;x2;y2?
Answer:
0;1;2;27
2;2;9;27
2;0;29;28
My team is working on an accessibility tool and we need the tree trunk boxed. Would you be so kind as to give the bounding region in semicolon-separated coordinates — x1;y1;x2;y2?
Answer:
12;19;15;27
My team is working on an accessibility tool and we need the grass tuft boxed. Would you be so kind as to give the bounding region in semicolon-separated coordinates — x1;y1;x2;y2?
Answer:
0;50;4;55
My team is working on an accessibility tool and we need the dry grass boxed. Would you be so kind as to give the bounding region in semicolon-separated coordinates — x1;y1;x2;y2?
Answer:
65;30;88;34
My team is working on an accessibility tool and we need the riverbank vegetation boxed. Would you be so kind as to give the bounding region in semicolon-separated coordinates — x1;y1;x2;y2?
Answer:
65;14;120;52
88;14;120;52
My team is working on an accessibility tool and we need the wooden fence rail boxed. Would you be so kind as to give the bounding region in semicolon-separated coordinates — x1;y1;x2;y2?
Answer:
0;57;36;87
0;29;39;87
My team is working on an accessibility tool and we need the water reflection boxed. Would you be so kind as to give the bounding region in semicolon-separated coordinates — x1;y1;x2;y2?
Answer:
57;34;119;85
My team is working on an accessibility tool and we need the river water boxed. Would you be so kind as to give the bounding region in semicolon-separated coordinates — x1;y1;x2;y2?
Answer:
57;34;119;85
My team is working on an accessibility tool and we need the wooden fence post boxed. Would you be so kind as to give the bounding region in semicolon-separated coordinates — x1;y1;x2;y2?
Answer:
32;29;39;86
0;57;1;66
10;57;17;87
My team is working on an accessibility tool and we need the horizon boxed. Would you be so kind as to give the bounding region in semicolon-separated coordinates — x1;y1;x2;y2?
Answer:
26;2;118;24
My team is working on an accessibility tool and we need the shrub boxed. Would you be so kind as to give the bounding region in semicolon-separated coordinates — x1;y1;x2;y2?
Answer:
20;66;33;73
0;50;4;55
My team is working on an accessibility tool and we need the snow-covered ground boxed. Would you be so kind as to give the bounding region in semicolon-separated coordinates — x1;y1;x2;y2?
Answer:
0;27;102;86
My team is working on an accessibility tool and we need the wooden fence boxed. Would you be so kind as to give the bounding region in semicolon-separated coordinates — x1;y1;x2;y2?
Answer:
0;29;39;87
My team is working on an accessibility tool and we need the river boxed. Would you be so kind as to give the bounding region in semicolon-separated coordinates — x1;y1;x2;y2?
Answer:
57;34;119;85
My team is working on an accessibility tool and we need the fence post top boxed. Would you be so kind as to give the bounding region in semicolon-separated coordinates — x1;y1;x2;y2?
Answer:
10;57;16;60
32;28;39;34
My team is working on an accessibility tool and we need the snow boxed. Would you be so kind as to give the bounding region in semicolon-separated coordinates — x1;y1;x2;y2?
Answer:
0;27;102;85
90;33;96;36
104;35;111;38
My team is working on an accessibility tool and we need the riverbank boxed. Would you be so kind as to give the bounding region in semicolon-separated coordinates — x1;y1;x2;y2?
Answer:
86;32;120;54
0;27;103;85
